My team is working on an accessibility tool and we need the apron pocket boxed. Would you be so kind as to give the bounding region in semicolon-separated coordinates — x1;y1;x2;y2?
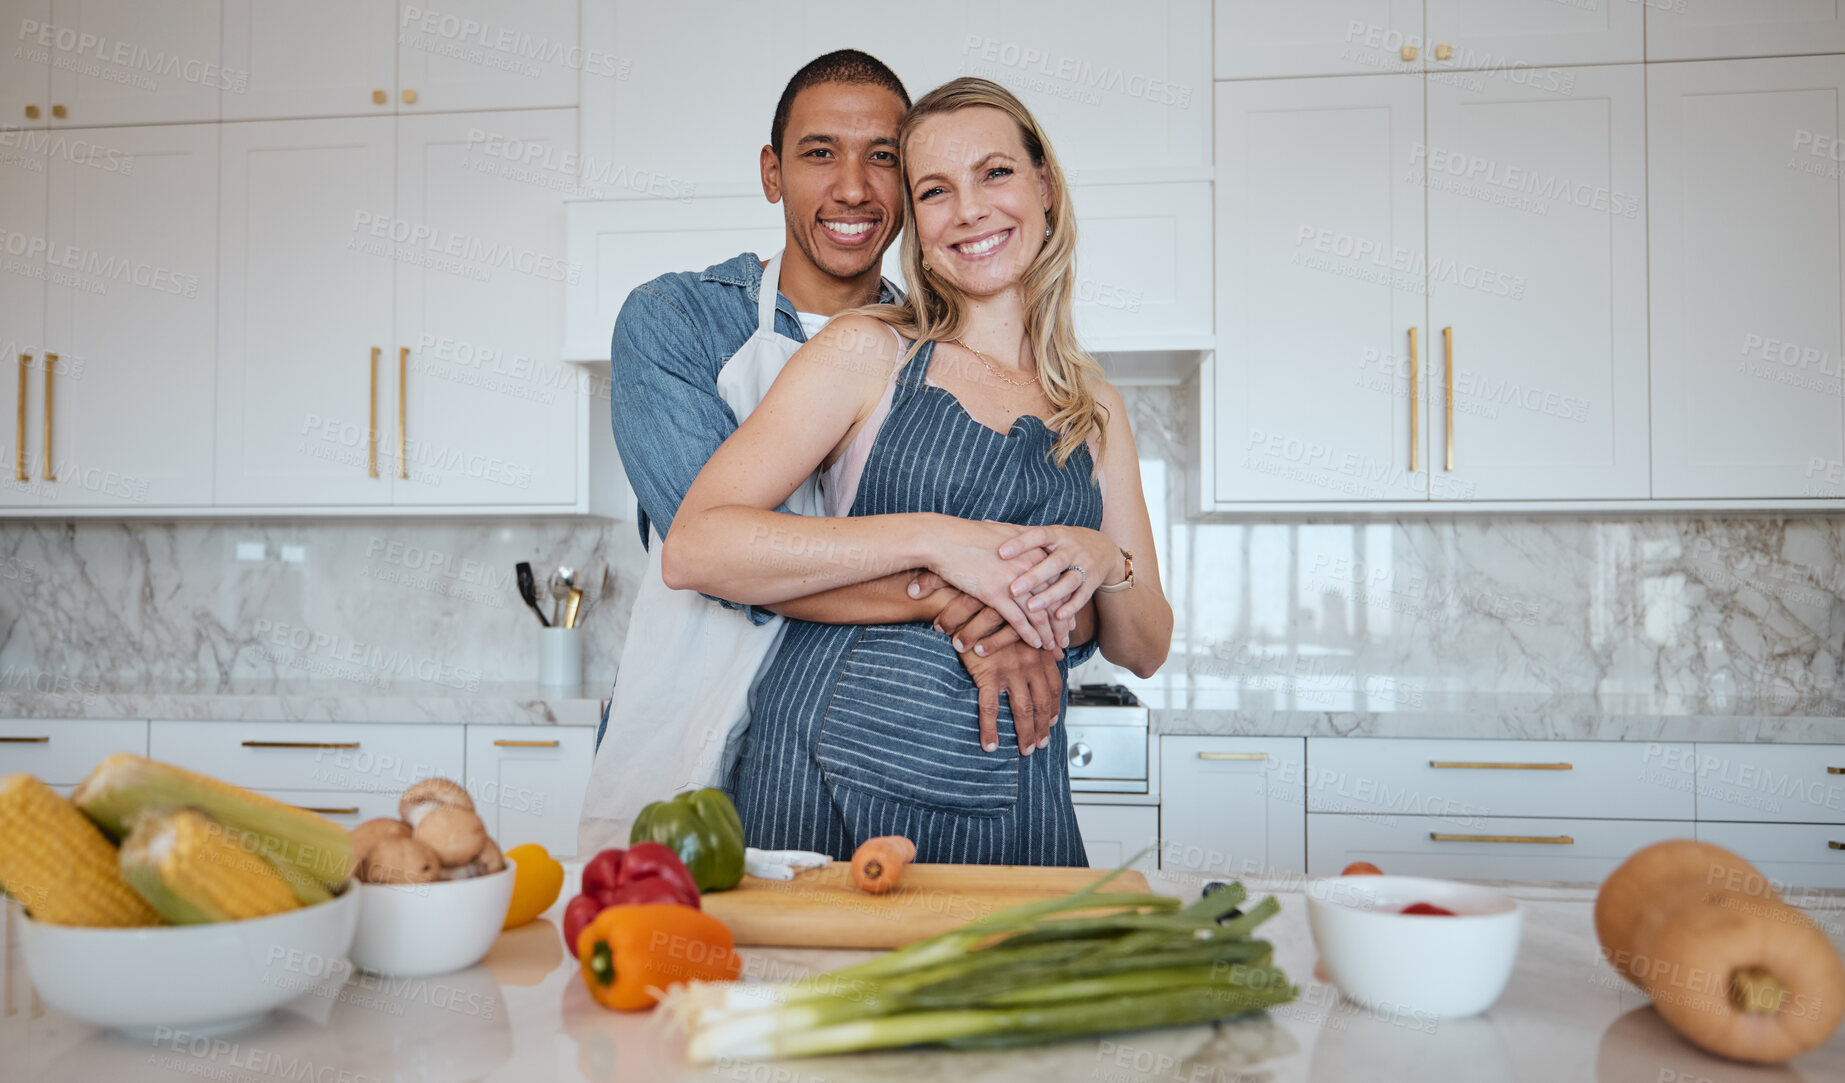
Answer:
815;626;1019;815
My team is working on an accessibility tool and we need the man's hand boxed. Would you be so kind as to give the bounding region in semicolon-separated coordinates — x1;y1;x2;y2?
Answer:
960;639;1064;756
911;570;1082;657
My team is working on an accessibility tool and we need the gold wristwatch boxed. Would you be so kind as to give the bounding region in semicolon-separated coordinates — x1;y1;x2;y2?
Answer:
1095;547;1135;593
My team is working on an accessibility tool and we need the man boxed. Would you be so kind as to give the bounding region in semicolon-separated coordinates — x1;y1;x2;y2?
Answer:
577;50;1094;853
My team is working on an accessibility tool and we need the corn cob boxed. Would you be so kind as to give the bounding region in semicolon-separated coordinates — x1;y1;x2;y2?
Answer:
0;774;159;927
73;754;355;892
119;808;301;924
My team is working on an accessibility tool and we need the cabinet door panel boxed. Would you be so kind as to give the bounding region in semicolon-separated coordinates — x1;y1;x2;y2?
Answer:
222;0;396;120
150;721;465;793
216;116;396;506
1649;1;1845;62
465;726;593;857
1160;736;1306;878
396;0;579;113
1215;0;1422;80
46;0;220;126
1427;64;1648;500
0;128;47;505
1215;76;1427;502
1068;182;1212;350
1425;0;1642;69
1072;804;1159;872
2;0;52;126
44;123;216;507
1694;743;1845;825
0;719;145;784
1697;821;1845;890
393;110;579;506
1649;57;1845;499
1308;814;1688;881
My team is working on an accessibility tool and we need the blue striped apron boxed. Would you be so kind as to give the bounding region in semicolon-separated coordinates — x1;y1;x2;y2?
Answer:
727;338;1104;866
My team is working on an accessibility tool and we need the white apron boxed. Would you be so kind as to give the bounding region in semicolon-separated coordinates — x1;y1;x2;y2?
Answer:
576;254;825;855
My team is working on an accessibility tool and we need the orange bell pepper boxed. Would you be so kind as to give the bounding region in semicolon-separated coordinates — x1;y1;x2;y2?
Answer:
575;902;742;1012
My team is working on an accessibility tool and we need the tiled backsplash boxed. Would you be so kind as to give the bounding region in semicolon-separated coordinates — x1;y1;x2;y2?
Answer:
2;388;1841;712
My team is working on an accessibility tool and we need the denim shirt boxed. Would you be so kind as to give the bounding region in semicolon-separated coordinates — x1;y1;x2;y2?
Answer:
609;251;902;625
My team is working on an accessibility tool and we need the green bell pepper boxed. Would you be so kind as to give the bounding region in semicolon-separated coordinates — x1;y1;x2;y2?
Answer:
629;787;745;893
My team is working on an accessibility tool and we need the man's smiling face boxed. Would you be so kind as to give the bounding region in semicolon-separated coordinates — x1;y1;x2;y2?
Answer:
764;81;907;282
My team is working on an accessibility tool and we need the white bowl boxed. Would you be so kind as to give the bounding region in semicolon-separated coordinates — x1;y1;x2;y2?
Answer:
1305;874;1522;1019
19;888;359;1037
348;860;516;978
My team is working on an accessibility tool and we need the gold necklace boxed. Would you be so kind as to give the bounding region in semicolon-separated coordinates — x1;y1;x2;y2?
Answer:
956;340;1038;388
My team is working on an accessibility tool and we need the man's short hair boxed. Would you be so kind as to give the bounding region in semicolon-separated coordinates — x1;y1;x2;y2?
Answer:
770;49;911;157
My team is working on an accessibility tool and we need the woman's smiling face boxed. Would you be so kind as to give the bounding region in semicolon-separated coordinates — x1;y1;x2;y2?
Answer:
906;105;1051;300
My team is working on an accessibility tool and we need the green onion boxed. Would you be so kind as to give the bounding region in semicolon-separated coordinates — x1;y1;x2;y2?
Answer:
661;853;1298;1063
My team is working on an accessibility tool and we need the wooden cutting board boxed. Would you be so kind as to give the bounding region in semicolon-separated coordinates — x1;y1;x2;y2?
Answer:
701;863;1154;949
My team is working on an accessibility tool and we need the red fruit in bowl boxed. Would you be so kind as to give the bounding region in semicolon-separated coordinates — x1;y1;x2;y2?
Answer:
1400;901;1458;916
1342;862;1383;876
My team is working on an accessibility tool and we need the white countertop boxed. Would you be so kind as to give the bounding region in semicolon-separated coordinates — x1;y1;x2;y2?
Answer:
0;677;607;727
7;868;1843;1082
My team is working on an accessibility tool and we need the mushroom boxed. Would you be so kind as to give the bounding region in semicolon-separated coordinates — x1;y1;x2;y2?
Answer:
436;835;505;880
350;817;411;871
399;778;475;827
363;836;441;884
414;805;488;866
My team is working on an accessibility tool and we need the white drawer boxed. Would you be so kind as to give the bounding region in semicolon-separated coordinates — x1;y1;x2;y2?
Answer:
1160;737;1307;879
255;789;403;830
150;722;464;795
1072;803;1159;872
1307;738;1695;821
1697;821;1845;891
1307;814;1693;883
1693;744;1845;825
0;719;146;785
464;727;595;856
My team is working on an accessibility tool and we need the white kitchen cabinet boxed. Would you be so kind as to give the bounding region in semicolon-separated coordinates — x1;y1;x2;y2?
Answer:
1307;738;1697;822
586;0;1206;204
393;110;582;506
44;0;221;127
1694;743;1845;825
43;123;217;508
1426;64;1649;501
1308;814;1690;881
221;0;396;121
1068;182;1212;352
1697;821;1845;890
396;0;580;114
3;0;51;128
1424;0;1642;71
1160;736;1307;878
1072;803;1160;872
0;719;146;783
465;726;594;857
1648;1;1845;62
215;116;398;507
149;721;466;794
1212;75;1428;503
257;788;402;830
0;127;48;506
1214;0;1422;79
1648;57;1845;500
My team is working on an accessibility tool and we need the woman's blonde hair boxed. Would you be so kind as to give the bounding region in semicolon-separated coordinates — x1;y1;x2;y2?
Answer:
855;77;1105;468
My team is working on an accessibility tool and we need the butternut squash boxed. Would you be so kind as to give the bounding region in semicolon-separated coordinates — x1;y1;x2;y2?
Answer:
1595;838;1845;1065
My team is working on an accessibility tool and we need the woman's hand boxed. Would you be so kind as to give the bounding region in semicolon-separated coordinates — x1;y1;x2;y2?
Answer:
922;519;1062;649
998;525;1125;624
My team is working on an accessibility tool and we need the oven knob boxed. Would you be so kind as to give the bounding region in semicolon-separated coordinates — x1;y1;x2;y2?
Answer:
1069;742;1093;768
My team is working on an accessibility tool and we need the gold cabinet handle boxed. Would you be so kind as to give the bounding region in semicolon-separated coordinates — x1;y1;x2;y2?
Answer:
494;739;561;749
1429;761;1573;771
1442;326;1454;471
368;347;380;478
1400;45;1418;62
372;89;387;105
241;740;361;749
24;104;39;119
1829;840;1843;850
295;806;360;816
1435;44;1453;61
397;346;408;479
1430;833;1574;845
1408;327;1419;472
1828;767;1844;775
401;88;418;105
0;736;50;743
15;353;26;482
1198;751;1269;761
41;353;54;480
50;104;65;119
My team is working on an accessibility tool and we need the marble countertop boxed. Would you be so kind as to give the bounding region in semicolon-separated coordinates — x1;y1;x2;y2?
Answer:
7;868;1843;1082
0;676;608;727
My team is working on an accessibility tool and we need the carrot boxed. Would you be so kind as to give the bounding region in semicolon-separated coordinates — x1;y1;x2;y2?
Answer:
850;836;916;895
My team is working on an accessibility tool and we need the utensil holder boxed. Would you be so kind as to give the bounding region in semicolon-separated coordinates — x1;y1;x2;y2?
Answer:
537;627;581;688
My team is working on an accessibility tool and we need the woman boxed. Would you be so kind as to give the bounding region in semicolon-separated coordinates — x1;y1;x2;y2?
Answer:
662;78;1172;865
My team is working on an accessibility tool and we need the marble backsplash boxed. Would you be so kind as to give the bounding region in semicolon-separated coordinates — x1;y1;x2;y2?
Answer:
2;388;1842;715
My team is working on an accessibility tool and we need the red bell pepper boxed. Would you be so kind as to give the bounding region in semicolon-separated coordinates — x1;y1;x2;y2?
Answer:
559;844;703;955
